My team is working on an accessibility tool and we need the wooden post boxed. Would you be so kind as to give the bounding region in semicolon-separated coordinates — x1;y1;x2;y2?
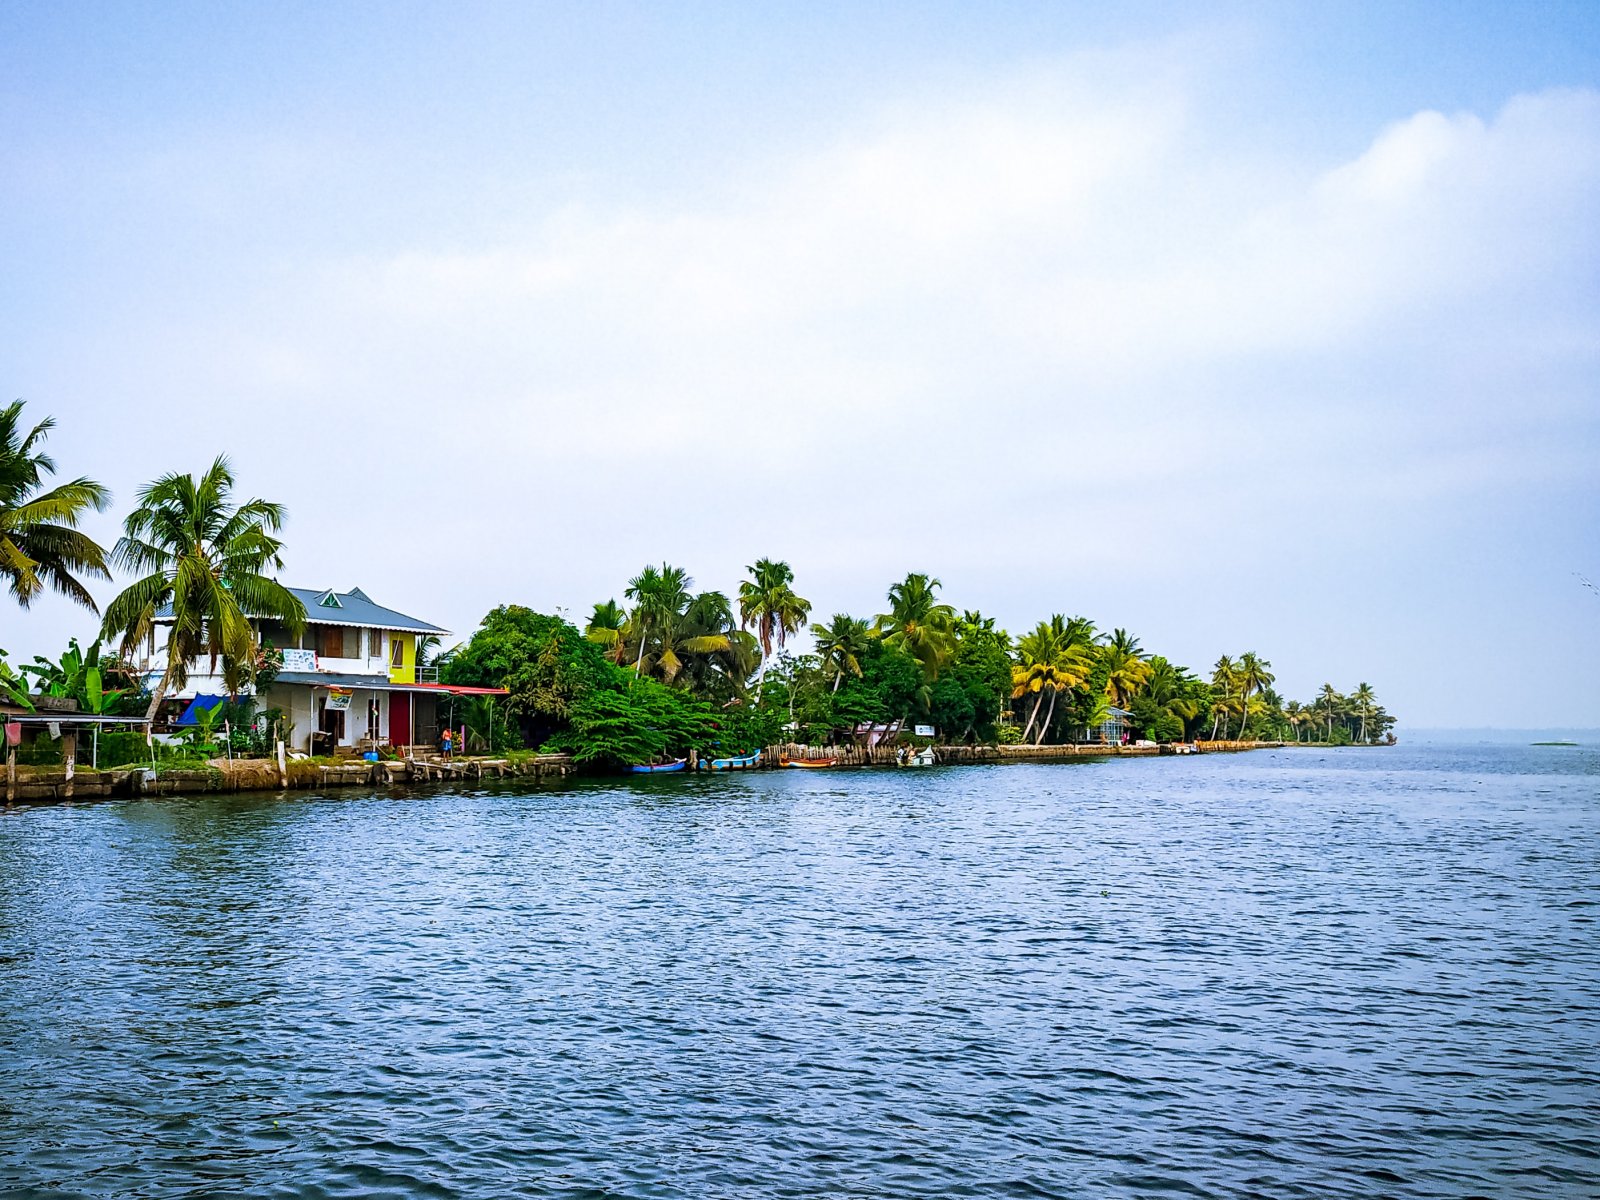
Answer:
5;743;14;805
63;731;76;800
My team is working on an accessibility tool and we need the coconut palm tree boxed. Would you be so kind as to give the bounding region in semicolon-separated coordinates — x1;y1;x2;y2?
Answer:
670;589;743;693
1285;699;1306;743
1100;628;1152;708
874;573;957;679
1145;655;1202;734
0;400;111;611
1209;655;1239;739
813;614;872;692
1012;619;1094;744
101;456;305;721
643;595;735;688
715;630;764;699
415;633;443;668
1318;683;1341;740
737;558;812;683
623;563;692;677
617;566;740;691
1351;682;1377;744
585;599;631;665
1235;652;1275;739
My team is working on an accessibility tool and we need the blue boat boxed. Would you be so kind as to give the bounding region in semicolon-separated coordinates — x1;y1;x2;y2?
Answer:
629;758;687;774
697;750;761;772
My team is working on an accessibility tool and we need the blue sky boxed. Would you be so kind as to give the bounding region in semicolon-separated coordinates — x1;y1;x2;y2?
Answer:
2;2;1597;726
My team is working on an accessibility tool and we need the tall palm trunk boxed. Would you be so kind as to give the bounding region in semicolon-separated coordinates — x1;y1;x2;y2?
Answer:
144;656;178;722
1238;689;1249;740
1033;687;1059;746
1210;706;1221;740
1021;692;1043;743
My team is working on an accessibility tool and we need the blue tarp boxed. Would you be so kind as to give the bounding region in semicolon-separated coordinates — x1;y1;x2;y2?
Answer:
175;694;228;727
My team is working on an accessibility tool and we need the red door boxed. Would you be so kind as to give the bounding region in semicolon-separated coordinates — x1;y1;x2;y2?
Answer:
389;693;411;748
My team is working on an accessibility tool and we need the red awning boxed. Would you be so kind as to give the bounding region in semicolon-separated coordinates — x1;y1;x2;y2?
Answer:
406;682;509;696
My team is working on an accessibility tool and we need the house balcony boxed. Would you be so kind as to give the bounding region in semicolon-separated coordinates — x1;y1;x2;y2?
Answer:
278;649;388;680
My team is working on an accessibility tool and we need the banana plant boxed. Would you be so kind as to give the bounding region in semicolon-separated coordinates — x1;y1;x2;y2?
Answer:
81;666;125;716
21;637;92;697
0;651;35;712
78;665;127;769
187;703;225;755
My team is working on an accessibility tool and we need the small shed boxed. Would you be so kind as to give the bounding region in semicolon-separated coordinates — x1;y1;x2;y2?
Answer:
4;710;155;802
1092;706;1134;745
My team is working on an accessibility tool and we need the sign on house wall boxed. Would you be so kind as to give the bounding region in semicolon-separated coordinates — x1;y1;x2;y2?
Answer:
282;649;315;671
325;687;352;712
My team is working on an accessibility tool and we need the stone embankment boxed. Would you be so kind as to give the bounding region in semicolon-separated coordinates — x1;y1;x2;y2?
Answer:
5;740;1293;809
3;753;577;807
765;740;1284;766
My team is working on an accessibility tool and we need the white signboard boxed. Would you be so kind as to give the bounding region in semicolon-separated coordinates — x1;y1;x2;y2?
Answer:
914;724;935;738
325;687;352;712
281;648;315;671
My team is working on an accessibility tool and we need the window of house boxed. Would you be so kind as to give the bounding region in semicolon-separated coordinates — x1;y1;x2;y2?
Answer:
391;637;406;668
317;625;344;658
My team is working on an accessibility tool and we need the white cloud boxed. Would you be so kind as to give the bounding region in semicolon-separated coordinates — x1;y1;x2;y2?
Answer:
236;78;1595;514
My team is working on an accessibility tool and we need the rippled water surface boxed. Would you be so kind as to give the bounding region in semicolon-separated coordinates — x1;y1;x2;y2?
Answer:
3;743;1598;1198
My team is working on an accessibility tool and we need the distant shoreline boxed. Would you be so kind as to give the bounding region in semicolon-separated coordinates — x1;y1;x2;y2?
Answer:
2;738;1404;809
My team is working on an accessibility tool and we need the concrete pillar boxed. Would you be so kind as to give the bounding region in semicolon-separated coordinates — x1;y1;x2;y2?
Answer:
63;731;76;800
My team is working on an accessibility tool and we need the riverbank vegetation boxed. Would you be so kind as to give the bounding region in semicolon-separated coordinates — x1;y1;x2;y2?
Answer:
3;401;1397;770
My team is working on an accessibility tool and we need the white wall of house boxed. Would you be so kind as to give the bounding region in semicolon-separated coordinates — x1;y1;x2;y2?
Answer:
285;625;391;678
142;624;395;688
260;683;396;752
261;683;318;752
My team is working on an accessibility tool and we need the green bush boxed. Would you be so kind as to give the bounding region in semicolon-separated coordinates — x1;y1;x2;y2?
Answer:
14;740;62;766
95;730;157;768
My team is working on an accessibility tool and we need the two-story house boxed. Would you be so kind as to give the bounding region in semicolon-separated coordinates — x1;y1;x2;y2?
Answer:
144;586;502;753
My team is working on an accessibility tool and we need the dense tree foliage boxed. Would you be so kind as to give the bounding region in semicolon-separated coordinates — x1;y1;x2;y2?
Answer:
6;427;1399;772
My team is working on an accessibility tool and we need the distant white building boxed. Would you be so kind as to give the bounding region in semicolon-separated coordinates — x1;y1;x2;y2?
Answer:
141;586;501;753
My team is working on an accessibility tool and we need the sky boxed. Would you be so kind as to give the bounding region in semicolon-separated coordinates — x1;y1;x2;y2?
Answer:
1;1;1597;728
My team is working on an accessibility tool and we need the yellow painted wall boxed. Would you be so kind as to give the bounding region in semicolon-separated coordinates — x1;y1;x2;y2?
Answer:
388;633;415;684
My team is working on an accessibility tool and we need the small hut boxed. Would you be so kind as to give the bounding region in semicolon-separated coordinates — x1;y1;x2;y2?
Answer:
1092;706;1134;745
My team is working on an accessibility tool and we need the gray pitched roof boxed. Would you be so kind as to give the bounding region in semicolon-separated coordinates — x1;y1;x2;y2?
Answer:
156;586;447;635
287;587;446;634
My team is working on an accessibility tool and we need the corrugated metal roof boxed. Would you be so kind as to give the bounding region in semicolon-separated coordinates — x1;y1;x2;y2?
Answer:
155;586;446;634
285;587;447;634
